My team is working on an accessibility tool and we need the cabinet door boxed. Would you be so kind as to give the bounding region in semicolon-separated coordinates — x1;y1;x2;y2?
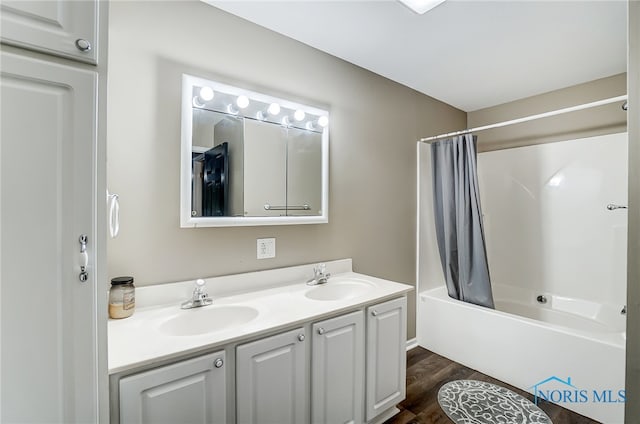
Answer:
0;52;99;423
119;351;227;424
1;0;98;64
286;127;322;216
366;297;407;421
236;327;308;424
312;311;364;424
243;119;287;216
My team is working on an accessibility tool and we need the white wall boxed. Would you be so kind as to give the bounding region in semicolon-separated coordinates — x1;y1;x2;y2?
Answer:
478;132;628;305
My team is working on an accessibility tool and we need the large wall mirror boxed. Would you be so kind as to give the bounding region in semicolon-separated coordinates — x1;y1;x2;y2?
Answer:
181;74;329;227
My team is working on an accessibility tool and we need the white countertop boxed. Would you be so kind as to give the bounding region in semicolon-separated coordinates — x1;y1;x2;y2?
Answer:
108;260;412;374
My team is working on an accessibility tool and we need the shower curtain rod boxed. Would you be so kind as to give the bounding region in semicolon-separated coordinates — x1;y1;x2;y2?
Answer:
420;94;628;143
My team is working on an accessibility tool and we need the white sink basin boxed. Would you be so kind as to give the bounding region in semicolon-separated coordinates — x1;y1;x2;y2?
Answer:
158;305;259;337
305;279;374;301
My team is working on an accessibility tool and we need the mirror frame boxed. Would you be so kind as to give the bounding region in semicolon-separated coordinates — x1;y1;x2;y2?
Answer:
180;74;329;227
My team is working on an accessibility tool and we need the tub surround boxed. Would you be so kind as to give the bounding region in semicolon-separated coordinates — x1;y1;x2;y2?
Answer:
109;259;412;373
417;133;628;423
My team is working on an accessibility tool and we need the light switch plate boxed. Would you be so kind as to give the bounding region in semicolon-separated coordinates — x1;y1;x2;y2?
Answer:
257;238;276;259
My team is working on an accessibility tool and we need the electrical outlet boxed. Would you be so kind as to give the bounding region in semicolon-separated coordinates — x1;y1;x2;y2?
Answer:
257;238;276;259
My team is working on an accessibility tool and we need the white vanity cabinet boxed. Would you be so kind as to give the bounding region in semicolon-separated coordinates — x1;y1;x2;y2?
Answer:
311;311;365;424
0;0;98;63
365;297;407;421
236;327;308;424
110;286;410;424
119;351;227;424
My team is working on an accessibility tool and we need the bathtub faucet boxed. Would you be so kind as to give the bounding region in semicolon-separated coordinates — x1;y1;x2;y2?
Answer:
536;295;547;304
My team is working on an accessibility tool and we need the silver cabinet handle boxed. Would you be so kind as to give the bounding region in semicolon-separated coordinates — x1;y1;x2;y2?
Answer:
79;234;88;282
371;310;378;316
214;358;223;368
317;327;325;335
75;39;92;52
297;334;305;342
607;203;627;211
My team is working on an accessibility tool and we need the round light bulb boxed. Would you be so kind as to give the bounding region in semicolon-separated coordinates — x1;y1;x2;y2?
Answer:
294;110;306;121
268;103;281;116
318;116;329;128
236;95;250;109
227;104;239;115
199;86;214;101
281;116;291;127
317;116;329;128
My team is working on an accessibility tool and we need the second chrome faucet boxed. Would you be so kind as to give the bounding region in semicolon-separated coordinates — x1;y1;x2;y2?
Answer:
307;263;331;286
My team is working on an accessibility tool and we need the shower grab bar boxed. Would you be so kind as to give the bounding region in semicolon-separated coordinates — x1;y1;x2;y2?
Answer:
264;203;310;211
606;203;627;211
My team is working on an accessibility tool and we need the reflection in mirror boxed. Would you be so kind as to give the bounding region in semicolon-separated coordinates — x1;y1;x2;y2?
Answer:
181;74;329;227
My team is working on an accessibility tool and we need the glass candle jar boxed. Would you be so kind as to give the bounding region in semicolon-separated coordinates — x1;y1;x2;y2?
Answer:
109;276;135;319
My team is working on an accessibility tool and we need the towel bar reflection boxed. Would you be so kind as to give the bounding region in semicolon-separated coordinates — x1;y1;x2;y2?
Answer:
264;204;310;211
606;204;627;211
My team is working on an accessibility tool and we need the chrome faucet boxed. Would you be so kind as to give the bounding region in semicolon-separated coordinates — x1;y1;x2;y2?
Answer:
181;279;214;309
307;263;331;286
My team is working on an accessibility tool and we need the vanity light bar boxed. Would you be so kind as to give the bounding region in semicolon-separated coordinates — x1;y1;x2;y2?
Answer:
190;80;329;131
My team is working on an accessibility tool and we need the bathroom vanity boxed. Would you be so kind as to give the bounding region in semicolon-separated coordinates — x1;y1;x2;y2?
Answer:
109;259;412;424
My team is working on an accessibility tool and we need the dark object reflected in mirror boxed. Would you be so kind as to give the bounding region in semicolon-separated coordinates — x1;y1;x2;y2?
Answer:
192;142;229;217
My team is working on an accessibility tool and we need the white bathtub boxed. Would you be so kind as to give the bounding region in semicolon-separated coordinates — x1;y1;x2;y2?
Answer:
416;284;626;423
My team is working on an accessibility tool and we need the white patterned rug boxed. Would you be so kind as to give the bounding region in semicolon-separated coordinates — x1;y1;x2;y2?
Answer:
438;380;553;424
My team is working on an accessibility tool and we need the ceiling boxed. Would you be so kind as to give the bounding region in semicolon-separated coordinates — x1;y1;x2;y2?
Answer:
207;0;627;112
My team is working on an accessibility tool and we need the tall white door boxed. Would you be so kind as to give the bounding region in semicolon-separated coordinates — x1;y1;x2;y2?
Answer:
236;327;308;424
0;51;99;423
0;0;98;63
311;311;364;424
366;297;407;421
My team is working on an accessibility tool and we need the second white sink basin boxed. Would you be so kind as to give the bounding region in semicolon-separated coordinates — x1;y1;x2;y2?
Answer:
305;279;374;301
158;305;259;337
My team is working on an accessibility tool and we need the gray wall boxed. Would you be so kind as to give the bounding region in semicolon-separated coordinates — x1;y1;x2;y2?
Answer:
106;1;466;339
626;1;640;421
468;73;627;151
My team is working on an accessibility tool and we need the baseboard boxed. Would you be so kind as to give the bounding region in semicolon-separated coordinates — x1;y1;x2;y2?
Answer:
406;337;418;351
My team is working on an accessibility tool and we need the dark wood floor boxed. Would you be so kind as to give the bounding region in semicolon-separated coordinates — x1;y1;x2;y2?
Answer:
385;347;600;424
